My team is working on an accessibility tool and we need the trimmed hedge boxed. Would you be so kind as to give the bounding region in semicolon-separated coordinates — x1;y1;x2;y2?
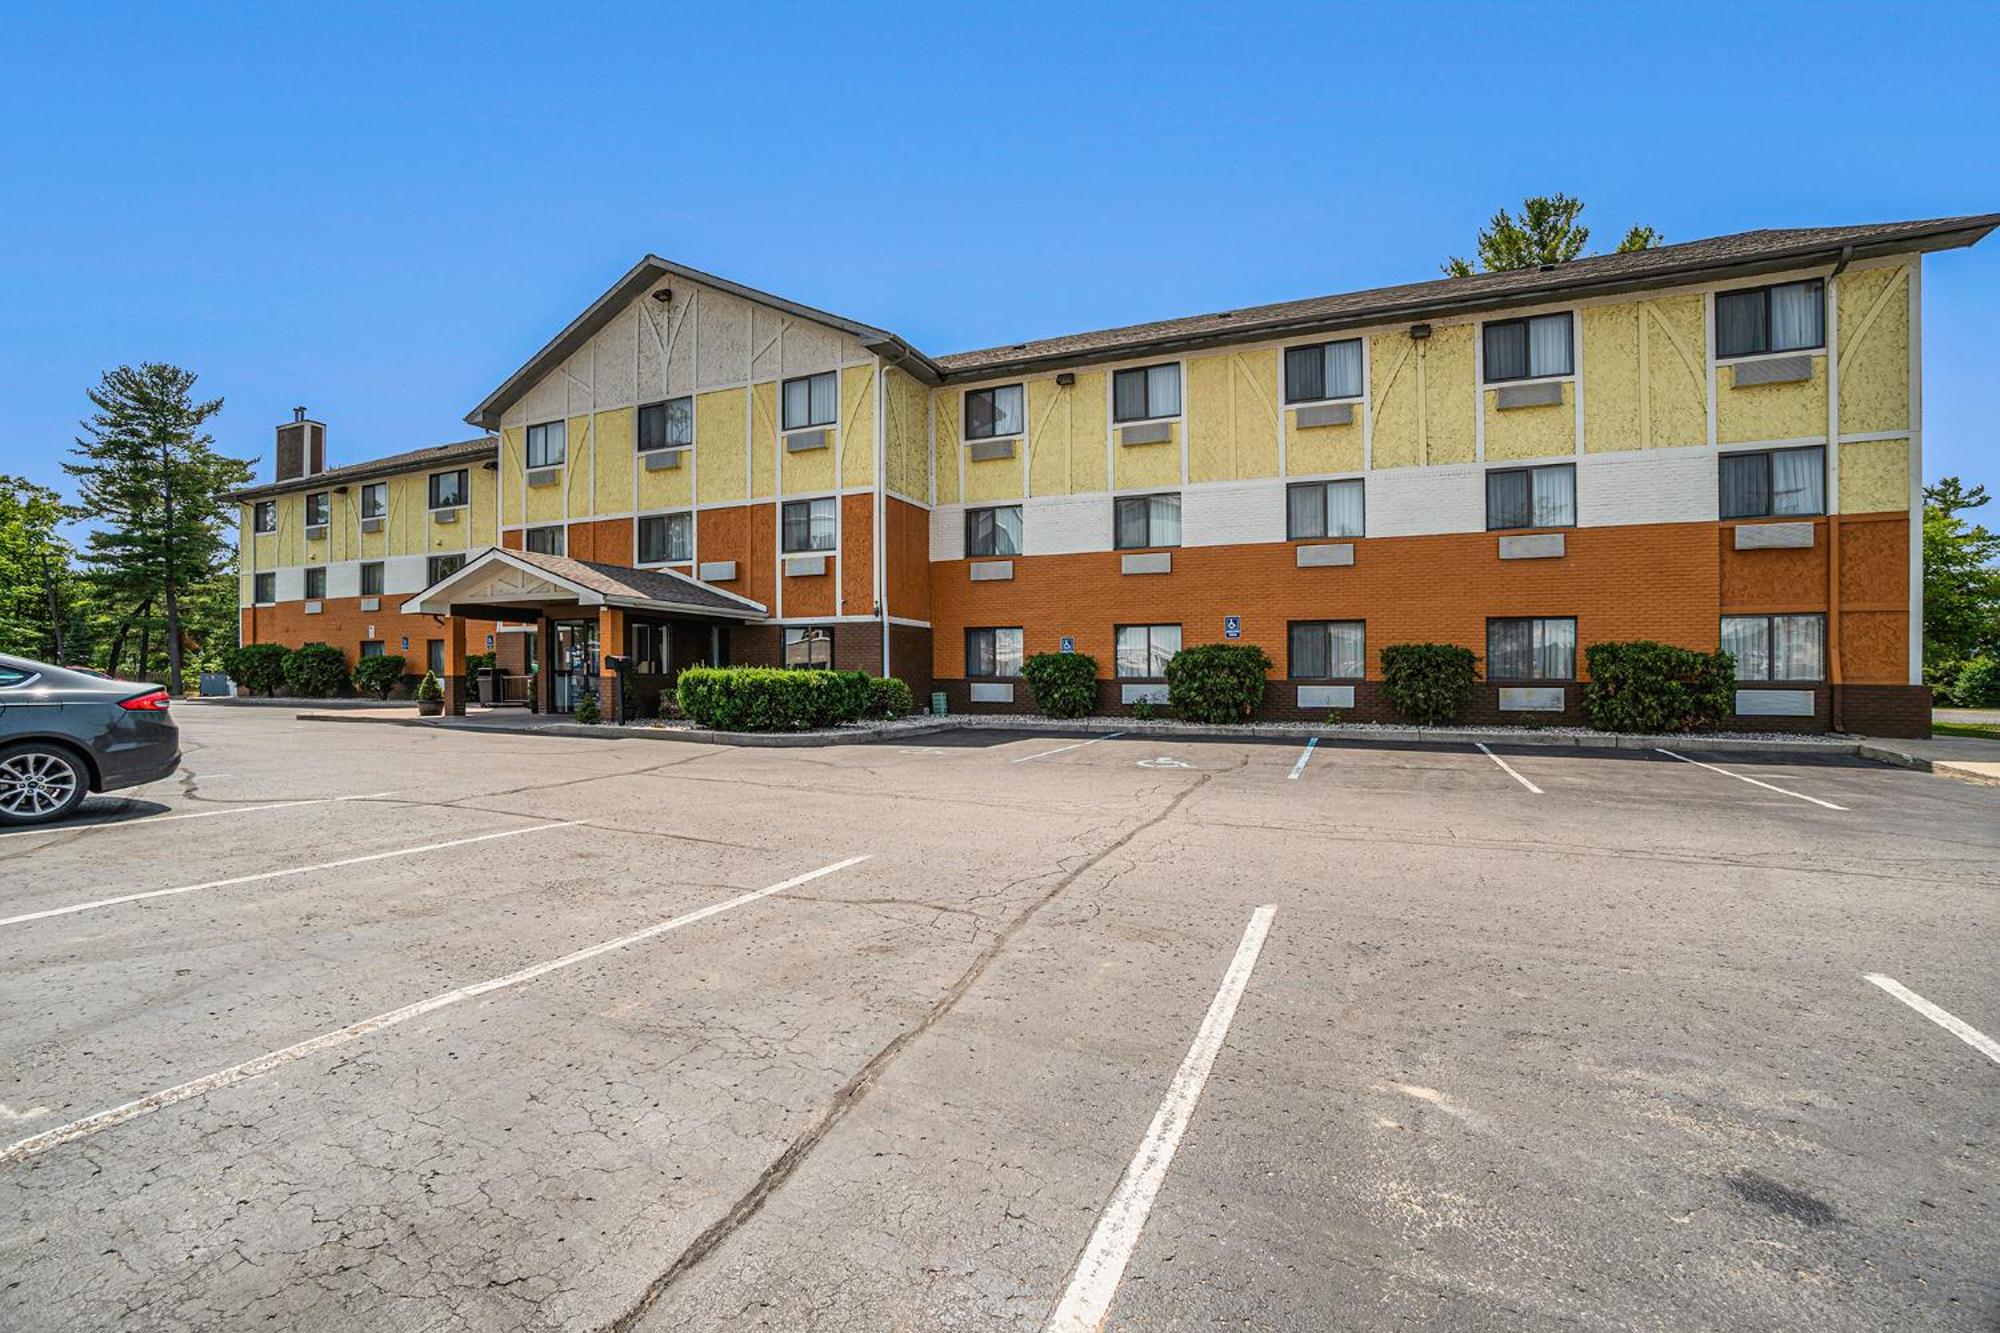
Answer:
867;676;915;719
416;671;444;702
281;642;349;698
1020;652;1099;719
353;654;407;700
1954;656;2000;708
1164;643;1272;723
676;666;872;732
1581;641;1735;733
1380;643;1477;725
222;643;290;696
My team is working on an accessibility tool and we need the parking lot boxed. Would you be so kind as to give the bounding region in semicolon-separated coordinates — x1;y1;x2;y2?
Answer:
1;706;1995;1332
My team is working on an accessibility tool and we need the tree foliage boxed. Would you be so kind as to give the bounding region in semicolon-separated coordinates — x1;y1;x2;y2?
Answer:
0;476;76;660
63;364;253;691
1444;193;1660;276
1923;476;2000;694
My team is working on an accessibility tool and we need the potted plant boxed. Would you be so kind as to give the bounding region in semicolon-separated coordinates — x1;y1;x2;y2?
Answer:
416;670;445;716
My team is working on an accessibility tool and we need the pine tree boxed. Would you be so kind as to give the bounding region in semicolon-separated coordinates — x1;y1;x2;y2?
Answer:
1444;194;1661;276
64;365;253;692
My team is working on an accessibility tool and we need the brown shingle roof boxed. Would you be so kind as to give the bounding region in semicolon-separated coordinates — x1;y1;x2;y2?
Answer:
229;436;497;503
503;548;767;618
932;214;2000;378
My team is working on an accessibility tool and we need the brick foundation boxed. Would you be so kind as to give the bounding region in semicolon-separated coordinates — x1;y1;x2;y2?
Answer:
1833;683;1931;738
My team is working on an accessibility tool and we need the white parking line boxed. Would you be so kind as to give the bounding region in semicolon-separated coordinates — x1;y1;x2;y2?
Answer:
1286;738;1318;780
1655;748;1845;810
1474;743;1543;795
1864;974;2000;1066
0;821;579;928
1012;732;1127;764
0;855;870;1167
0;791;398;843
1044;904;1276;1333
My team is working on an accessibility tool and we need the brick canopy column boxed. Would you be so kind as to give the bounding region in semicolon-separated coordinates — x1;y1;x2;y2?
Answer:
597;606;626;721
440;613;469;716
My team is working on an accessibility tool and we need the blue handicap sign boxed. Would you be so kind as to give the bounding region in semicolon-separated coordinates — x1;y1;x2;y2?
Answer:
486;634;495;649
399;636;409;652
1224;616;1242;640
1059;636;1076;654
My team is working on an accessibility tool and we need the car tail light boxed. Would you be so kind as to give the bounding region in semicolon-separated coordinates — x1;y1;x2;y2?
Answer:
118;689;172;711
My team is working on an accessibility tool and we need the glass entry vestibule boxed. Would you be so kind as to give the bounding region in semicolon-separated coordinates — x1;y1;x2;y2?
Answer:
550;619;600;713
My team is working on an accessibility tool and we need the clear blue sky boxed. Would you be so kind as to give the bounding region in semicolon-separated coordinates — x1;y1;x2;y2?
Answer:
3;2;1994;505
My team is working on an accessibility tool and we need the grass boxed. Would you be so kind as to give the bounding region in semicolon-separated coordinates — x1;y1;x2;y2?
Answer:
1933;721;2000;740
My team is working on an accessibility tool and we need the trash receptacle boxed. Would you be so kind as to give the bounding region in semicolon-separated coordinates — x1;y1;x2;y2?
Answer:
930;691;948;716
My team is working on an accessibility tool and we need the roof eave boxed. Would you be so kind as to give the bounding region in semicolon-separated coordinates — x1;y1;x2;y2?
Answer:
225;439;498;505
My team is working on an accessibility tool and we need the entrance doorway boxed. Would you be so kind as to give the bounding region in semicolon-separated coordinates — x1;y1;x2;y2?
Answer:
551;619;599;712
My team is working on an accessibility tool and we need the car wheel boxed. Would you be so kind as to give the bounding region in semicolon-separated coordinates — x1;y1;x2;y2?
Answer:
0;742;89;826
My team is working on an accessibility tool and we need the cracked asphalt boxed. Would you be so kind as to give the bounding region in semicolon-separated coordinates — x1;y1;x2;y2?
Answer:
0;706;1994;1331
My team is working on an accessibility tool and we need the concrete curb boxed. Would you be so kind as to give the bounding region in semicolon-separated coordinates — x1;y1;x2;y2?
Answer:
185;696;406;709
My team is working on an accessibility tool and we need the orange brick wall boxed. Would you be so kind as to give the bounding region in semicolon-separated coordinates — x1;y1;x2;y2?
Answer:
886;496;931;623
241;599;501;668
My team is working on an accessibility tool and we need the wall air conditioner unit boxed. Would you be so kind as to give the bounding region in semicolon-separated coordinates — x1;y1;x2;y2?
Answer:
360;517;384;533
434;508;461;525
304;525;327;541
526;467;562;487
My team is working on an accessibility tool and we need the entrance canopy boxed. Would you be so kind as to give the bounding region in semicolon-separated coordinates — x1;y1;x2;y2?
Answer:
400;547;767;620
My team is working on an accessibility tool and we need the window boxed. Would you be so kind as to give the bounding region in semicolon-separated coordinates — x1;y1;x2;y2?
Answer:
966;627;1024;678
782;372;837;430
253;572;276;604
1289;621;1366;679
1113;493;1182;550
526;420;566;468
304;492;329;527
1283;339;1364;403
1721;614;1825;682
303;566;326;599
360;561;384;596
427;639;445;675
427;553;465;585
783;626;834;669
1286;479;1365;539
637;397;693;452
1483;312;1574;382
1486;463;1576;530
1719;446;1824;520
525;525;566;556
360;640;385;658
360;482;387;519
1115;624;1182;678
429;469;467;510
0;666;32;688
964;384;1025;440
1112;363;1182;422
253;501;276;533
637;511;693;563
631;624;668;674
965;505;1023;557
782;497;838;553
1716;279;1824;359
1486;617;1577;681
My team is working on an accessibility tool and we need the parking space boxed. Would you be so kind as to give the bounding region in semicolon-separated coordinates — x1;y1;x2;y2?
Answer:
1;707;1995;1331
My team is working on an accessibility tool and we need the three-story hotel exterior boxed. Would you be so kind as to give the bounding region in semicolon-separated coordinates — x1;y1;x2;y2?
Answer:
231;213;1998;736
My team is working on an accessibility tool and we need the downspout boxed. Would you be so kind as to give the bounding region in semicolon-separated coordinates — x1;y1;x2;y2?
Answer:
872;348;902;679
1827;245;1852;731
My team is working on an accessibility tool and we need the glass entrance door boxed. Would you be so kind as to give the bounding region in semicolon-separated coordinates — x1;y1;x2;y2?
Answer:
551;619;599;713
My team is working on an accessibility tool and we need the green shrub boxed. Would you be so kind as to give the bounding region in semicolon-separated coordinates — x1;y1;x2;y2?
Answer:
222;643;290;696
675;667;872;732
352;653;407;700
1955;657;2000;708
573;686;601;724
1020;652;1099;719
1380;643;1478;725
1581;640;1735;733
416;671;443;702
465;651;495;673
1164;643;1271;724
867;676;914;719
281;642;349;698
1132;696;1156;721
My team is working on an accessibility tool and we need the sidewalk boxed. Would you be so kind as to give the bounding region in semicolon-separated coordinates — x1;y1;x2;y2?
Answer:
1854;732;2000;786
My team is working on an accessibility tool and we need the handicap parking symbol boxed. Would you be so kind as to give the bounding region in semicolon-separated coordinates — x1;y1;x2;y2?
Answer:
1224;616;1241;640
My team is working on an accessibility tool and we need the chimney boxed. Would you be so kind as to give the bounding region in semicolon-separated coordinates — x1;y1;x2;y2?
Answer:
275;406;327;482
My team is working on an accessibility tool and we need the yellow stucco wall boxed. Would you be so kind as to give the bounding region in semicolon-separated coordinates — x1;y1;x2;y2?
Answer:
1839;437;1910;514
1482;382;1574;461
884;367;929;501
1581;295;1707;452
840;365;876;489
593;408;634;514
1112;422;1181;491
564;415;592;517
750;381;778;499
1285;411;1363;475
1023;372;1107;497
634;448;693;510
1837;264;1911;436
499;428;525;526
932;387;961;505
1186;351;1280;483
1370;324;1475;468
1717;354;1827;444
696;388;747;503
781;427;837;495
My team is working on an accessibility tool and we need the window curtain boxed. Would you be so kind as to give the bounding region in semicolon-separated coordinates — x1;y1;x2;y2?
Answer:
1487;470;1532;529
807;497;837;549
1147;494;1182;546
1770;448;1823;515
1326;340;1364;398
993;628;1024;678
1145;364;1181;418
1287;485;1325;538
1718;453;1770;520
1285;346;1324;403
1288;623;1329;679
967;631;996;677
665;398;693;446
1327;480;1365;537
665;513;692;561
638;516;664;563
808;373;837;426
1328;622;1365;677
1487;619;1532;679
1146;625;1182;675
1769;281;1823;352
1113;369;1148;421
993;505;1023;555
1720;616;1769;681
1528;314;1573;376
1532;466;1575;527
1534;619;1576;680
1114;497;1149;549
991;385;1023;437
1771;615;1824;680
783;378;812;429
1716;290;1767;358
1115;626;1148;677
1484;323;1528;381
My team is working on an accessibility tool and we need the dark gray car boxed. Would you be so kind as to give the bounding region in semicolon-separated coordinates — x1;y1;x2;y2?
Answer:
0;654;182;826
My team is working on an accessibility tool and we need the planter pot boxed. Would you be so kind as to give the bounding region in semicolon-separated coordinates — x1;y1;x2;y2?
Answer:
417;698;444;716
